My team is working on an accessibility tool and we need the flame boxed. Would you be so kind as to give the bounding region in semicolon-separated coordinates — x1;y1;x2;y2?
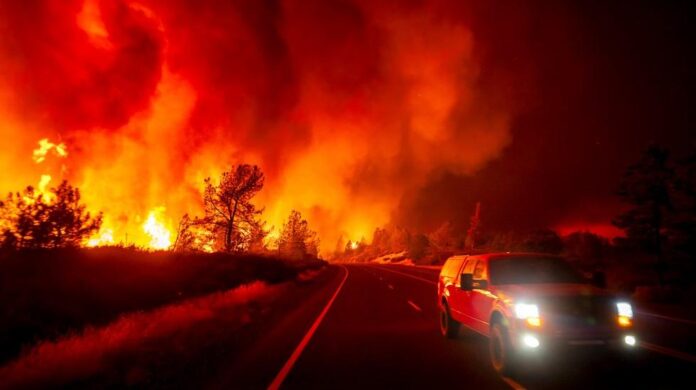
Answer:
142;207;172;250
264;228;280;250
86;228;114;247
37;174;54;202
32;139;67;164
0;1;516;254
192;229;215;253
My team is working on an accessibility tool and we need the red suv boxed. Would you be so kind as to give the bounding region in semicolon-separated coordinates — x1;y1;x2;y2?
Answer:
437;253;636;374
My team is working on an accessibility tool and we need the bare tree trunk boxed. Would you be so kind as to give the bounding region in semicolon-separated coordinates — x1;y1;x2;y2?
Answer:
172;216;187;252
226;200;239;252
654;203;665;286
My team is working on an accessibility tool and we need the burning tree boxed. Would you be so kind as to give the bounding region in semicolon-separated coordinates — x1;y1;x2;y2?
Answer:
0;181;102;249
201;165;265;252
277;210;319;260
172;214;198;252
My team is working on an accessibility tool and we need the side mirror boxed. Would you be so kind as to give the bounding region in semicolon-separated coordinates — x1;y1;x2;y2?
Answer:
460;273;473;291
473;280;488;290
591;271;606;288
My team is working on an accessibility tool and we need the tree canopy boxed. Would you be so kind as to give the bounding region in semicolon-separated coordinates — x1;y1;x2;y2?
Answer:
0;180;102;249
201;164;265;252
277;210;319;260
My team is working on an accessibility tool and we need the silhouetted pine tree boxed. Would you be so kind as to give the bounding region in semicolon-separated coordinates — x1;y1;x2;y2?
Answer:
0;181;102;249
612;146;674;285
277;210;318;260
201;165;264;252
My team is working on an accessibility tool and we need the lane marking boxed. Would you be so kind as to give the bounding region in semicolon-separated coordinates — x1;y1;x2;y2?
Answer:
268;265;349;390
407;300;422;312
640;341;696;364
388;284;394;290
367;265;437;285
636;310;696;326
501;377;526;390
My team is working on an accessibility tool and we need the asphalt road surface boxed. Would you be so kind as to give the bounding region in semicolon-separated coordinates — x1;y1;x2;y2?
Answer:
219;264;695;389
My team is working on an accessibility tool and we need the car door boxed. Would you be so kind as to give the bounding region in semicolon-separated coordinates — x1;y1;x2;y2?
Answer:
444;257;467;322
450;258;476;328
469;259;497;335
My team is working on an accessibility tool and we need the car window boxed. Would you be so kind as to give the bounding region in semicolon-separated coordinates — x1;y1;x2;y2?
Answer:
442;257;465;278
455;258;467;275
489;256;584;285
463;258;476;274
473;261;487;280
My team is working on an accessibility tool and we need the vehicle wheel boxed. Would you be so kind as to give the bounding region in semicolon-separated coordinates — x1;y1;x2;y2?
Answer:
490;322;516;375
439;302;460;339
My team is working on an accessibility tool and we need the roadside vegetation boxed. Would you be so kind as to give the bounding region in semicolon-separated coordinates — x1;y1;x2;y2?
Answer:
0;164;325;367
0;281;280;389
1;164;321;261
0;247;324;365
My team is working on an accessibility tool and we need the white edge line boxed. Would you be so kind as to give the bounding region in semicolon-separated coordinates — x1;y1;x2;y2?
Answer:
268;265;349;390
639;341;696;364
367;265;437;285
407;300;422;312
501;376;526;390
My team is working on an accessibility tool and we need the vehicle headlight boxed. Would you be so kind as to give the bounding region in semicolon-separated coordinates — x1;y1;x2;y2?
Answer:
616;302;633;327
515;303;541;327
617;302;633;317
522;334;540;348
624;334;636;346
515;303;539;319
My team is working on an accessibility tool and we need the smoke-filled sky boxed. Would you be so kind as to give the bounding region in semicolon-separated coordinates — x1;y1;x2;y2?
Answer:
0;0;693;249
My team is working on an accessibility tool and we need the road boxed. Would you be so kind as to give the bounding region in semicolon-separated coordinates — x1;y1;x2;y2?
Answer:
15;262;688;388
218;264;695;389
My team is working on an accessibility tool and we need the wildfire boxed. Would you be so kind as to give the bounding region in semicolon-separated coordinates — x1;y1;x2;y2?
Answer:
32;138;67;164
1;1;514;255
143;208;172;250
37;175;54;202
86;228;115;247
264;228;280;249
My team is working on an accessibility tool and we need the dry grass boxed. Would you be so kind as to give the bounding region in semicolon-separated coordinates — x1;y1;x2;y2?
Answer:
0;281;278;388
0;247;323;365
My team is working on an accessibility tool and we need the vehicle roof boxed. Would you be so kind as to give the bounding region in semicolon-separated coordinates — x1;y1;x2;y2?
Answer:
447;252;562;261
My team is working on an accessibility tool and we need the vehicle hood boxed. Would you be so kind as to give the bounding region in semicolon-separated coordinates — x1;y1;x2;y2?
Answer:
493;283;613;302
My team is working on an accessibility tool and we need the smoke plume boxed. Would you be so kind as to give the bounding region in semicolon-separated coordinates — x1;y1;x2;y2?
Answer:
0;0;516;249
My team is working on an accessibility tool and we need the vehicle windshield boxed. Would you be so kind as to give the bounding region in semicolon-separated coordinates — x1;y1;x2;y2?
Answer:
489;256;585;285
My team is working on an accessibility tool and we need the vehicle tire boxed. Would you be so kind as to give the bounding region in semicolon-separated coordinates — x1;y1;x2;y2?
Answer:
439;302;460;339
490;322;516;375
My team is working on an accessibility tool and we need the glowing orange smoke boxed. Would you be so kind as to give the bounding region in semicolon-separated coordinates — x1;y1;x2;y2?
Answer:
76;0;112;50
0;0;515;253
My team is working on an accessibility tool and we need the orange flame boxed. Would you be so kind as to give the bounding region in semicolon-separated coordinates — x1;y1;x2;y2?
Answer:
0;1;515;254
142;207;172;250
